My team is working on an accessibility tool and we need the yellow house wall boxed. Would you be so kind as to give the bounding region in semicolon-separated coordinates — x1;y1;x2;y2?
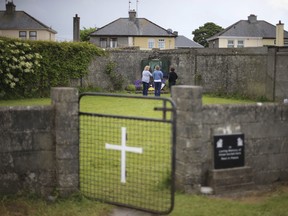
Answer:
218;38;266;48
218;39;228;48
263;39;276;46
0;29;56;41
134;37;175;50
245;39;264;47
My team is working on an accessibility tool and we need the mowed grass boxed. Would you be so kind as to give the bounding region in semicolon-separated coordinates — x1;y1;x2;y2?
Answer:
0;93;256;107
1;94;288;216
0;97;52;106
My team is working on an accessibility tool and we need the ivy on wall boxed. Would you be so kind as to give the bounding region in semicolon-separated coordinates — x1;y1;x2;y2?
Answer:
0;37;105;99
104;61;125;91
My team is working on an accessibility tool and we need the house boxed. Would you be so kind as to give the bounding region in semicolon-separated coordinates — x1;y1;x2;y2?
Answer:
207;14;288;48
175;35;203;49
0;1;57;41
90;10;178;50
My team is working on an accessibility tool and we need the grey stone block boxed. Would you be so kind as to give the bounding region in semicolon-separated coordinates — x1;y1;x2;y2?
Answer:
208;167;255;194
51;87;79;103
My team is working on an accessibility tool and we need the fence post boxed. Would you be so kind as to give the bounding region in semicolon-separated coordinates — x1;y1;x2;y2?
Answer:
171;85;204;193
51;87;79;196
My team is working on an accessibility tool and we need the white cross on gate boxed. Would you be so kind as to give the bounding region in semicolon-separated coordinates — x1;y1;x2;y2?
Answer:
105;127;143;183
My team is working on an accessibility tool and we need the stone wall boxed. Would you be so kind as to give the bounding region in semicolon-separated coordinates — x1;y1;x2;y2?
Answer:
0;105;55;195
0;88;79;197
172;85;288;193
275;47;288;100
1;86;288;197
85;47;288;101
51;88;79;196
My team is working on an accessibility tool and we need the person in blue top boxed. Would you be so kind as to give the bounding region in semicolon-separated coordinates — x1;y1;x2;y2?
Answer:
152;65;163;96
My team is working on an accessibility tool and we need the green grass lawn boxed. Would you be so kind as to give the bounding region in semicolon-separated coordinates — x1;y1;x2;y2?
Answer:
1;94;287;216
0;97;52;106
0;93;256;107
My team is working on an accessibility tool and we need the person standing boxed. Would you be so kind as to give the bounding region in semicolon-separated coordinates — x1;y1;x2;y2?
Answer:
152;65;163;96
141;65;152;96
168;67;178;89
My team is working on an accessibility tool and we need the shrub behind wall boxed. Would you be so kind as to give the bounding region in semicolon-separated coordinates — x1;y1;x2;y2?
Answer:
0;37;105;99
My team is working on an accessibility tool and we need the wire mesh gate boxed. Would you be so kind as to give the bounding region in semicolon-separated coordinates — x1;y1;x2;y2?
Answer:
79;93;176;215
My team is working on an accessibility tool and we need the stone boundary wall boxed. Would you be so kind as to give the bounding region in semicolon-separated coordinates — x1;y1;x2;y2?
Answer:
0;105;55;195
1;86;288;197
86;47;288;101
172;85;288;193
0;88;79;197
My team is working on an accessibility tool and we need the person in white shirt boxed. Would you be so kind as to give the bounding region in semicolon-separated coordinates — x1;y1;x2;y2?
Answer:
141;65;152;96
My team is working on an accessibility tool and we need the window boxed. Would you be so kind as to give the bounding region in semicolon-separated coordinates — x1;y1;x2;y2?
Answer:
158;39;165;49
237;40;244;48
110;38;117;48
19;31;27;40
148;39;155;49
227;40;234;48
29;31;37;40
100;38;107;48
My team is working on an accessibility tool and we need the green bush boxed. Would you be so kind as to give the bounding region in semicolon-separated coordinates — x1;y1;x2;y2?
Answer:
125;84;136;92
0;37;105;99
0;39;42;98
78;85;103;93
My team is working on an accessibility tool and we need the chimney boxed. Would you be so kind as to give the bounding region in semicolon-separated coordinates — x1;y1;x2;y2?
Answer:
276;20;284;46
73;14;80;42
248;14;257;23
129;10;136;22
6;1;16;14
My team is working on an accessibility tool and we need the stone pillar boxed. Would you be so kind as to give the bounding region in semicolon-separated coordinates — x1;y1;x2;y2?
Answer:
171;85;203;193
51;87;79;196
266;47;277;101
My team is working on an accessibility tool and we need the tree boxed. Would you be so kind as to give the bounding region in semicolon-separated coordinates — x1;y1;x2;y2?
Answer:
192;22;224;47
80;27;97;42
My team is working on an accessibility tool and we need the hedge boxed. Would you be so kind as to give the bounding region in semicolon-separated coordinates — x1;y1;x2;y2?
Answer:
0;37;105;99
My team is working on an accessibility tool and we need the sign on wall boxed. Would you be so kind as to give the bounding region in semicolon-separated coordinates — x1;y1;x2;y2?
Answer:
213;134;245;169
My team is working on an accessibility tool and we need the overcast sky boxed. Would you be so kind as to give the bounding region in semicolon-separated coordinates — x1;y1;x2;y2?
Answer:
2;0;288;41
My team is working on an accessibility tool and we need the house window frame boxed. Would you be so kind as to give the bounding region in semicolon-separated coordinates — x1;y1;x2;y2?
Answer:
29;31;37;40
158;38;165;49
237;40;244;48
227;40;234;48
100;38;108;48
148;39;155;49
110;38;117;48
19;31;27;40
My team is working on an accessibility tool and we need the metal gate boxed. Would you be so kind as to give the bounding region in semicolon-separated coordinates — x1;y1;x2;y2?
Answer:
79;93;176;215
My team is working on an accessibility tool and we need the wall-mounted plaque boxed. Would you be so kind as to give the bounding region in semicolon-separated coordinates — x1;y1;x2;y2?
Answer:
214;134;244;169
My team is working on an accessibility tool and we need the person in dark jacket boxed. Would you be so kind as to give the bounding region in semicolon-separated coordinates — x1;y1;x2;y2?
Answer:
168;67;178;89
